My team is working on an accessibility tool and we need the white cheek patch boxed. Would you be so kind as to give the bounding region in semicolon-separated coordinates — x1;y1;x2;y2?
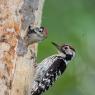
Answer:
36;32;43;37
40;28;43;32
72;52;76;58
67;49;73;55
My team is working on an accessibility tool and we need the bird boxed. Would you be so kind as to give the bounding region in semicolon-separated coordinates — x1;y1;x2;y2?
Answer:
24;26;48;46
31;42;76;95
16;26;48;56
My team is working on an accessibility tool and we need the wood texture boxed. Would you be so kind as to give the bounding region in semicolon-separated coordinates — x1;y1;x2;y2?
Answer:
0;0;45;95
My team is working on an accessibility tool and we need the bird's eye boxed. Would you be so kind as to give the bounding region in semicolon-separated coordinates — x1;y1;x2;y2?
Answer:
64;46;68;50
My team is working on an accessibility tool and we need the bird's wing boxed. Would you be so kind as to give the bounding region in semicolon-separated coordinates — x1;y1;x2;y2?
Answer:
31;56;67;95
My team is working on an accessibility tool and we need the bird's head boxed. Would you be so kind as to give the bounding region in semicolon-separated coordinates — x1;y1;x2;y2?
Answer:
52;42;75;61
25;26;48;45
28;26;48;40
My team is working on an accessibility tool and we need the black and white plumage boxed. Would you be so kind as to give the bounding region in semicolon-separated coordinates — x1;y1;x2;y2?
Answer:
24;26;48;46
31;42;75;95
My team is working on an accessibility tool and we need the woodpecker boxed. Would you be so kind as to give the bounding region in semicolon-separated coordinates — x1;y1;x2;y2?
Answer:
31;42;75;95
24;26;48;46
16;26;48;56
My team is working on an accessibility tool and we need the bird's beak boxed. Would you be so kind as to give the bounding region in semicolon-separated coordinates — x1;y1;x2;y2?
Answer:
51;42;61;51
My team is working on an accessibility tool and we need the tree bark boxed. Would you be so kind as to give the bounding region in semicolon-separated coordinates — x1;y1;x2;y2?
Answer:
0;0;45;95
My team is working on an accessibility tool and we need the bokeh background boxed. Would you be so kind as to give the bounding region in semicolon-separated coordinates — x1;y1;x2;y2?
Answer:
37;0;95;95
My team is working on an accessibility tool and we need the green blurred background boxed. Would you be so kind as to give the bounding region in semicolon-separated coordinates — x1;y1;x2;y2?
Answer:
37;0;95;95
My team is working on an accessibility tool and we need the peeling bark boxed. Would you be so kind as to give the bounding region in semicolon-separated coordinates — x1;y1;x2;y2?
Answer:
0;0;45;95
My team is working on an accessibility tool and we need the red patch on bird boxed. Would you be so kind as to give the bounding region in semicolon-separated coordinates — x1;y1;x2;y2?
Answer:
44;28;48;37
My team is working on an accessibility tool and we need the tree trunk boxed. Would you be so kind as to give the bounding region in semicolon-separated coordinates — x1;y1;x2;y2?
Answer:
0;0;45;95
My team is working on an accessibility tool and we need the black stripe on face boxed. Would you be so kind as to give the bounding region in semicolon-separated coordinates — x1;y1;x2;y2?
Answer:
40;27;44;30
28;27;36;34
65;54;73;61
